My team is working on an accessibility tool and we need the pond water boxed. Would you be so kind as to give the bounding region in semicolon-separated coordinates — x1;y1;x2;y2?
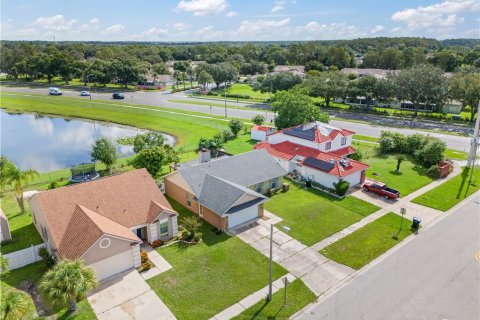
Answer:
0;110;175;172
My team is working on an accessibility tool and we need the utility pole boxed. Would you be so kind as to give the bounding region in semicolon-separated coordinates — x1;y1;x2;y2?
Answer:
267;223;273;301
467;99;480;168
224;83;227;118
467;99;480;183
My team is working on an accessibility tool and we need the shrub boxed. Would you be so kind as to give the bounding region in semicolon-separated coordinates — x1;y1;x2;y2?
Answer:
48;181;59;190
251;114;265;126
379;135;396;154
228;119;243;137
193;232;203;242
405;134;428;154
141;261;152;271
349;150;364;161
38;247;55;268
140;251;148;263
426;164;441;178
151;240;162;248
182;215;201;240
415;139;446;167
222;129;235;142
335;181;350;196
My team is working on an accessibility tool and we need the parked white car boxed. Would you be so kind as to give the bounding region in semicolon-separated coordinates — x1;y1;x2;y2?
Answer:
80;90;90;96
48;87;63;95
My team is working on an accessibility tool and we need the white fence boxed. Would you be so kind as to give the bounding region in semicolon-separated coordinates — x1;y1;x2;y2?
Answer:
3;243;46;270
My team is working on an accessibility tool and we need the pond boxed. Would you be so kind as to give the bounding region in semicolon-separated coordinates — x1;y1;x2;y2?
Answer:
0;109;175;172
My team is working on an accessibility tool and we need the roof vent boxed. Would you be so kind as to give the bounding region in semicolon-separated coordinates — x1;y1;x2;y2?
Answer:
329;159;335;163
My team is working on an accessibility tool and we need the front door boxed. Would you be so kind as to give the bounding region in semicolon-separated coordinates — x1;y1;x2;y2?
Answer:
136;228;142;239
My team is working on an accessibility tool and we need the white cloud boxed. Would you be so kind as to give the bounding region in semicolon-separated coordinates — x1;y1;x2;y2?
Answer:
271;5;283;13
101;24;125;38
173;22;189;31
238;18;290;33
370;25;384;34
35;15;78;31
145;27;168;36
177;0;228;16
196;25;225;40
132;27;169;40
89;18;99;24
226;11;238;17
391;0;478;29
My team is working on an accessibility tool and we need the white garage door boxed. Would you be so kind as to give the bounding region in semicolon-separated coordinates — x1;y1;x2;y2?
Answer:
89;249;134;281
228;205;259;229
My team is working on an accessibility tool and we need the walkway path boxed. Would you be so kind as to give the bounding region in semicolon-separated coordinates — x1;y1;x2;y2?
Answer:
139;244;173;280
231;212;355;298
312;162;462;251
210;273;296;320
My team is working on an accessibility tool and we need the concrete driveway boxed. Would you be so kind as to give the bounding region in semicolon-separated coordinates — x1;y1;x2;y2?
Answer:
88;269;175;320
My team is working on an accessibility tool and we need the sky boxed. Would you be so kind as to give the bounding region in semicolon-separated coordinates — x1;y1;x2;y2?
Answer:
1;0;479;41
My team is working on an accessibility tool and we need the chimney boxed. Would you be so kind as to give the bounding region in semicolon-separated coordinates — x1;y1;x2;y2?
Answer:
198;148;211;163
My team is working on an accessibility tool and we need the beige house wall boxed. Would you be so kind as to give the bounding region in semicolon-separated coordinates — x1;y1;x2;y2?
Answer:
165;178;200;215
82;236;135;265
29;196;57;254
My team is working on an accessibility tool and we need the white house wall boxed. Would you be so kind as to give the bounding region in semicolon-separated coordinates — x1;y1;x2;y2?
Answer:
342;170;363;186
301;166;339;188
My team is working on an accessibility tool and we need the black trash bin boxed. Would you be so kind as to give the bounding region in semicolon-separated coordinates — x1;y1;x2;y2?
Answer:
411;217;422;229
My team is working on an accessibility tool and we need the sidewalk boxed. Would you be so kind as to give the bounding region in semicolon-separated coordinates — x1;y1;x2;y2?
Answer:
312;163;462;251
210;273;296;320
139;244;173;280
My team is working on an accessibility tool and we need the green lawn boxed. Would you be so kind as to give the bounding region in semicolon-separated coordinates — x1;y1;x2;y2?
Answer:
412;167;480;211
355;143;436;196
353;134;379;143
320;212;413;269
147;198;288;320
0;192;43;254
168;99;257;111
1;262;96;319
224;132;258;155
211;83;271;101
231;279;316;320
264;181;379;246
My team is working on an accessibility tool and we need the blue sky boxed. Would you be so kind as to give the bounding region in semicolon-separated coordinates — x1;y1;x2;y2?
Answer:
1;0;479;41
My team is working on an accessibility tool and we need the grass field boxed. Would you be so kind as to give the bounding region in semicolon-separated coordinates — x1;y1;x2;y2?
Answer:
264;181;379;246
1;262;96;319
168;99;256;111
320;212;413;269
231;279;316;320
211;83;271;101
224;132;258;154
148;198;287;320
412;167;480;211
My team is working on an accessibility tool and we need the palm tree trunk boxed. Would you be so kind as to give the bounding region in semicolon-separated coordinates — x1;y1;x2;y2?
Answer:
15;193;25;213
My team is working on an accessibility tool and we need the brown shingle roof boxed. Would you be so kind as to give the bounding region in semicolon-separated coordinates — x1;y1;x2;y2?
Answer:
58;205;141;259
32;169;176;258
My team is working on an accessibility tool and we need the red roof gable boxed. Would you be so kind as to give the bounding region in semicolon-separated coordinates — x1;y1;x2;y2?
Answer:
254;141;368;178
252;125;273;132
329;146;357;157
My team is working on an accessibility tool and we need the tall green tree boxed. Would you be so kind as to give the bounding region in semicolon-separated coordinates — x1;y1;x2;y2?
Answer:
38;260;97;312
0;156;39;213
129;146;178;177
448;70;480;122
305;71;347;107
272;90;329;129
197;70;214;90
393;64;446;115
133;132;165;153
151;62;170;81
91;137;118;173
354;75;378;110
260;72;303;94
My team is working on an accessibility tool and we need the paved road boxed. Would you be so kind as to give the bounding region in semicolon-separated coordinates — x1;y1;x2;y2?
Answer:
0;86;476;153
298;193;480;320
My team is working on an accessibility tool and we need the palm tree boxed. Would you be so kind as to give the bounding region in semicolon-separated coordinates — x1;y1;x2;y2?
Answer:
38;260;98;312
0;156;39;213
186;66;195;88
1;289;30;320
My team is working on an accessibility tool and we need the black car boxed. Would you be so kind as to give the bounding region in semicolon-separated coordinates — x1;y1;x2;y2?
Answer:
112;93;125;99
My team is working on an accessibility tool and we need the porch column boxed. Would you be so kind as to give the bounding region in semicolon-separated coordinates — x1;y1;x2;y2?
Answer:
133;244;141;268
147;223;158;243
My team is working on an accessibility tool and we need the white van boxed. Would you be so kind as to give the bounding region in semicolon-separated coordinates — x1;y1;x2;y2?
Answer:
48;87;63;95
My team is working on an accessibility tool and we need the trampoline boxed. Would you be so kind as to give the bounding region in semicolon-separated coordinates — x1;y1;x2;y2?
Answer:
69;162;99;183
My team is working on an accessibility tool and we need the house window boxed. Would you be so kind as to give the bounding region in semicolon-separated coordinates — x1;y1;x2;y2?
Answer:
271;180;277;189
159;221;169;235
341;137;347;146
256;183;262;193
186;193;191;207
325;142;332;150
199;205;204;217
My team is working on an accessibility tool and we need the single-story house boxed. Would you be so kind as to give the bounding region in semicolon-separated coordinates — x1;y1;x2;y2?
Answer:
29;169;178;281
164;149;287;230
251;125;277;142
0;208;12;242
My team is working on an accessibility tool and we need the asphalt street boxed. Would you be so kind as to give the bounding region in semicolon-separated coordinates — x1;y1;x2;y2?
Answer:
299;192;480;320
0;86;476;153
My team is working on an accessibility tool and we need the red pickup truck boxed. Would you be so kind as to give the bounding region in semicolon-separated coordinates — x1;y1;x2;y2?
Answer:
362;181;400;200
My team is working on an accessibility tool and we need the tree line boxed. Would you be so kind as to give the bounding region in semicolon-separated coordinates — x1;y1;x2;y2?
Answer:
1;38;479;85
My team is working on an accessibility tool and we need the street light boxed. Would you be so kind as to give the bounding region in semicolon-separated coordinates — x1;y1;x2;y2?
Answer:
224;83;228;118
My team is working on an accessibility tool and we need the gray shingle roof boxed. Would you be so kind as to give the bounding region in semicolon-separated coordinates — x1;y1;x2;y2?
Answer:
198;174;266;215
177;149;287;196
